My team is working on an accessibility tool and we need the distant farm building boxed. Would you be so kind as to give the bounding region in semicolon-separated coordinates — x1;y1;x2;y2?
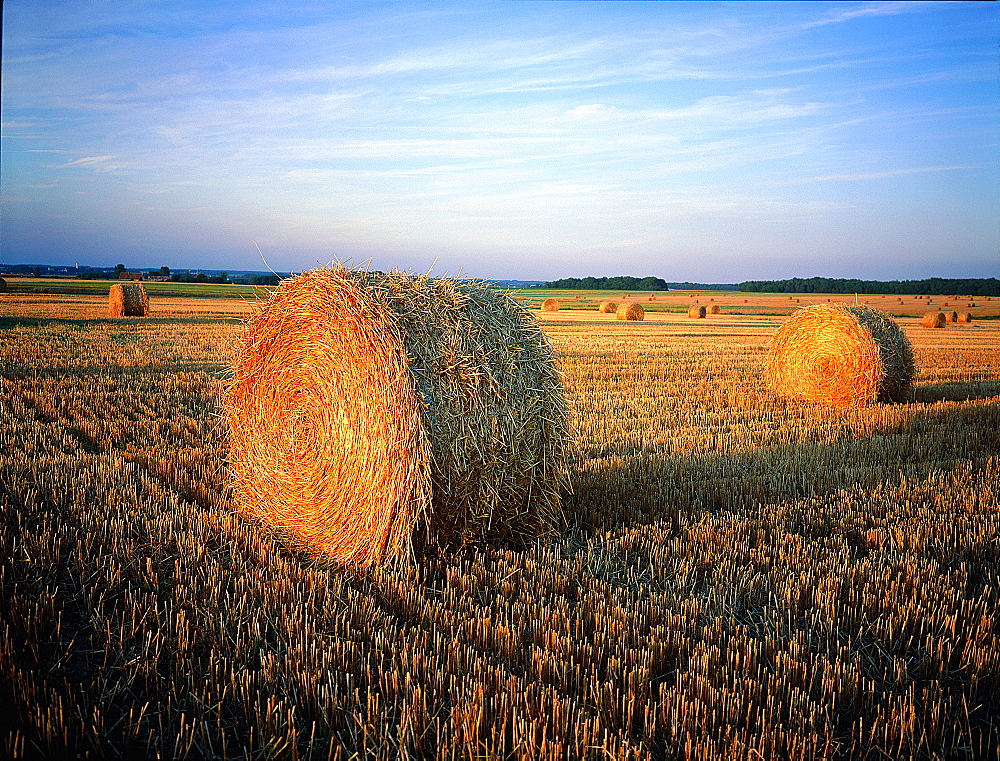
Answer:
119;271;144;281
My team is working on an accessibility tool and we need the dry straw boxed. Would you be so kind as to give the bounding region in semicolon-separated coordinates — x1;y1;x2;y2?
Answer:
945;311;959;323
108;283;149;317
767;304;914;407
224;267;573;569
688;304;706;319
922;312;946;328
957;312;973;323
708;305;721;315
616;302;644;321
598;301;618;314
540;298;560;312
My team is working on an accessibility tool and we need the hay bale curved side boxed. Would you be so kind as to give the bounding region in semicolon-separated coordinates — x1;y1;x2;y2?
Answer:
616;302;644;321
957;312;973;324
598;301;618;314
224;268;573;568
767;304;914;407
708;305;721;315
687;304;706;319
108;282;149;317
945;311;959;323
921;312;946;328
0;277;7;293
540;298;560;312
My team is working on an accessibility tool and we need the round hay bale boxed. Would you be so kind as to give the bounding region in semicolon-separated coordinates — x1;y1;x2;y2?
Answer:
616;302;644;321
921;312;946;328
687;304;706;319
708;305;721;315
945;311;958;323
957;312;973;323
767;304;914;407
540;298;560;312
0;277;7;293
224;267;573;569
598;301;618;314
108;282;149;317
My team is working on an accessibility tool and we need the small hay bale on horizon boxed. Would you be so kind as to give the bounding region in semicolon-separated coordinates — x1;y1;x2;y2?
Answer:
922;312;946;328
616;302;644;321
688;304;706;319
540;298;560;312
598;301;618;314
108;282;149;317
224;267;574;569
767;304;914;408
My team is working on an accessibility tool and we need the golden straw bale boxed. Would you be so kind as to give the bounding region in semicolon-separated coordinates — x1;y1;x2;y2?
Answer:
0;277;7;293
616;302;644;321
688;304;706;319
945;311;958;323
598;301;618;314
108;282;149;317
224;267;573;569
708;305;721;314
957;312;973;323
921;312;946;328
540;298;560;312
767;304;914;407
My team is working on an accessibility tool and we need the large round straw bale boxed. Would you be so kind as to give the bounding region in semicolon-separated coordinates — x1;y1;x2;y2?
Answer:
616;302;644;321
945;311;958;323
108;282;149;317
688;304;706;319
767;304;914;407
540;298;560;312
0;277;7;293
957;312;973;323
708;305;721;315
224;267;573;569
598;301;618;314
921;312;946;328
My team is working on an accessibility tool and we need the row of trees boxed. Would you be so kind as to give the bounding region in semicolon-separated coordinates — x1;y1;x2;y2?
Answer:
738;277;1000;296
545;275;671;291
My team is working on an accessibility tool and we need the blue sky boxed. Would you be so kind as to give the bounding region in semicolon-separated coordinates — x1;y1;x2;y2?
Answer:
2;1;997;281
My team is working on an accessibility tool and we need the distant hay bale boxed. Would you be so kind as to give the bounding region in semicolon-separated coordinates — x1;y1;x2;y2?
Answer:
224;267;573;569
688;304;706;319
540;298;560;312
108;282;149;317
0;277;7;293
922;312;946;328
944;311;958;323
957;312;973;323
767;304;914;407
708;305;721;314
616;302;644;321
598;301;618;314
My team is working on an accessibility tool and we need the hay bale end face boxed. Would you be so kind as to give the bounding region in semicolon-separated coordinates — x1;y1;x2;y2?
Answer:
688;304;706;319
945;311;958;323
616;302;644;321
598;301;618;314
767;304;914;407
0;277;7;293
957;312;973;324
108;282;149;317
224;267;573;569
540;298;560;312
708;305;721;315
922;312;946;328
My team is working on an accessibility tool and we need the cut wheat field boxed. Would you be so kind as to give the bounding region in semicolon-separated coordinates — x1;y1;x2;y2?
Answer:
1;291;997;760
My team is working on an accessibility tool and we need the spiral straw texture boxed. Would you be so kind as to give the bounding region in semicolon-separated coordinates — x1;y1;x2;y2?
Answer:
598;301;618;314
224;267;573;568
616;302;644;321
767;304;914;407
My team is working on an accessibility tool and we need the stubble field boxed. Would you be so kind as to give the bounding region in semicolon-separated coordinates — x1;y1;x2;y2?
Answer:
1;289;998;760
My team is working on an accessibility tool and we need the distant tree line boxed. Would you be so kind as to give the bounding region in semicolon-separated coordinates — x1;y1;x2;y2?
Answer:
738;277;1000;296
545;276;671;290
